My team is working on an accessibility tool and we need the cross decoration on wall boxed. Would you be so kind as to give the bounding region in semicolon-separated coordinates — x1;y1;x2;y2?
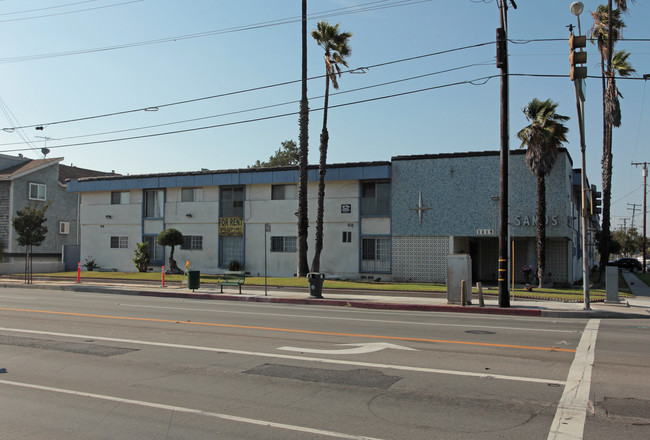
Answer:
409;191;431;225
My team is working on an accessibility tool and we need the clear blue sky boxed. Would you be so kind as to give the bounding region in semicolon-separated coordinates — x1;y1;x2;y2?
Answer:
0;0;648;230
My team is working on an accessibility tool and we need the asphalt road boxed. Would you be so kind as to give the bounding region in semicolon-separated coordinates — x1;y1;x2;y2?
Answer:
1;287;648;439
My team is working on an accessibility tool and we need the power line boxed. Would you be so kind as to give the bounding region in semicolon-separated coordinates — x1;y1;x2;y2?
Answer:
0;0;429;64
0;74;499;154
1;41;492;132
0;0;143;23
0;0;98;17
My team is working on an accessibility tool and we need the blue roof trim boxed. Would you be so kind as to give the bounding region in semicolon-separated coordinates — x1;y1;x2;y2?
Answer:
66;163;392;193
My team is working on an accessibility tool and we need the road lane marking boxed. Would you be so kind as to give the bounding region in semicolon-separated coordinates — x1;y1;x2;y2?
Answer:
0;379;384;440
278;342;418;355
547;319;600;440
0;327;567;385
0;307;576;353
119;303;579;333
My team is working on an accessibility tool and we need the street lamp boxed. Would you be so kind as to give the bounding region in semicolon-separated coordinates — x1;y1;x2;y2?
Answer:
570;1;590;310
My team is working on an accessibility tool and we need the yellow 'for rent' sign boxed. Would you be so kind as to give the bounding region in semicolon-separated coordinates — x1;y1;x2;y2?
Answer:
218;217;244;236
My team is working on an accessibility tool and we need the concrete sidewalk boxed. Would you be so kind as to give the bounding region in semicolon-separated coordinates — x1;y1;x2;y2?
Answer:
1;274;649;319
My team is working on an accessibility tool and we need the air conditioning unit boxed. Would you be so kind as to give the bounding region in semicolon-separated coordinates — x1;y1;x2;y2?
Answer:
59;221;70;235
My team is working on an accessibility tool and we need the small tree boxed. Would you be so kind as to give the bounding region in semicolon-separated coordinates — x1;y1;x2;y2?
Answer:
133;242;151;272
157;228;184;274
12;203;49;284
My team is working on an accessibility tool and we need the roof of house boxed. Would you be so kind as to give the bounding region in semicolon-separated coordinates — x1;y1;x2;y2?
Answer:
0;156;117;183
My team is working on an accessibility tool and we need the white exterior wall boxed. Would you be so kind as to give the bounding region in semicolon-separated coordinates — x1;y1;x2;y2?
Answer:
80;190;141;271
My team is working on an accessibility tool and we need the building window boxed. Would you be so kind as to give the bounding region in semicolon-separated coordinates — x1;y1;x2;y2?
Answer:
29;183;46;201
111;191;130;205
271;236;297;252
143;235;164;262
361;181;390;216
360;237;391;272
110;236;128;249
220;187;244;218
219;235;244;267
144;190;164;218
59;222;70;235
181;235;203;250
271;184;297;200
342;231;352;243
181;187;202;202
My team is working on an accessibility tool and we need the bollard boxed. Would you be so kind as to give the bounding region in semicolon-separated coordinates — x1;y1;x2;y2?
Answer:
477;282;485;307
461;280;466;306
77;262;81;283
162;265;166;287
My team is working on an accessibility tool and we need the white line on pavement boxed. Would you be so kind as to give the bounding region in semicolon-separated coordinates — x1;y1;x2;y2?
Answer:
0;326;566;385
0;379;384;440
547;319;600;440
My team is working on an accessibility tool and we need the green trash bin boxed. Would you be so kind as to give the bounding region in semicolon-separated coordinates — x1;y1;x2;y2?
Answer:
187;270;200;291
307;272;325;298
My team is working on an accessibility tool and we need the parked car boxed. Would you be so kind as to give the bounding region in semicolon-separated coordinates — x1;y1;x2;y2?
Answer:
608;257;643;272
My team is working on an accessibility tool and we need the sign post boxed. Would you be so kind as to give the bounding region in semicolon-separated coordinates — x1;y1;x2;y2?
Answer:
264;223;271;296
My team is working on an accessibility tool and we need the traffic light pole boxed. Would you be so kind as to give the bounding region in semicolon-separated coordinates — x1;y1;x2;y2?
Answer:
570;3;590;309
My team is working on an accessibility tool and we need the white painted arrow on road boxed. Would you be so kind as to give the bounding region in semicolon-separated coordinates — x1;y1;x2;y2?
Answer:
278;342;417;355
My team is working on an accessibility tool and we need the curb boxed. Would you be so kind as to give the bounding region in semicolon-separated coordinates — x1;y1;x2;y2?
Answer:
3;281;649;319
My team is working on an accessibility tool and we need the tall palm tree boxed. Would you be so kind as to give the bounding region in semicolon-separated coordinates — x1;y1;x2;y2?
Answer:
310;21;352;272
297;0;310;277
517;99;569;288
589;2;633;275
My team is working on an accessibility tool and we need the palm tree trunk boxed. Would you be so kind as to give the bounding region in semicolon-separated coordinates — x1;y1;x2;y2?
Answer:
311;72;331;273
297;0;310;277
536;174;546;289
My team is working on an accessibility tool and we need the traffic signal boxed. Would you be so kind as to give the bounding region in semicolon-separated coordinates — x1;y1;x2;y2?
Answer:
592;190;602;215
569;34;587;80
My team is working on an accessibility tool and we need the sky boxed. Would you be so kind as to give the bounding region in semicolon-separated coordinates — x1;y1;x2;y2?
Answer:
0;0;648;231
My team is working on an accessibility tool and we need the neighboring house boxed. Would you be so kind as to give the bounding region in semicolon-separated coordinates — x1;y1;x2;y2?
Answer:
0;154;115;273
67;148;599;286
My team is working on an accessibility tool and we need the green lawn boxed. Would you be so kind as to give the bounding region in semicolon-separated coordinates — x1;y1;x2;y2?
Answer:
34;270;636;302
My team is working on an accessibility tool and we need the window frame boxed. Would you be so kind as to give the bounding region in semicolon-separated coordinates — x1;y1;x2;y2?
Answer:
270;236;297;253
29;183;46;201
144;189;164;218
111;191;130;205
271;184;297;200
181;235;203;250
110;236;129;249
181;187;202;203
360;181;391;216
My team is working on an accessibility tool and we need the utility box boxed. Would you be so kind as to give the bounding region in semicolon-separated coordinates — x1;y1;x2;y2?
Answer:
447;254;472;305
605;265;619;302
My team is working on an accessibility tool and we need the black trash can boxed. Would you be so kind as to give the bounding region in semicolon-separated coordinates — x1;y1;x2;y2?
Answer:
307;272;325;298
187;270;200;291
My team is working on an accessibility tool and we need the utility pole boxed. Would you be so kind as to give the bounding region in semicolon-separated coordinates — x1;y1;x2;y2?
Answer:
497;0;515;308
627;203;641;229
632;162;648;272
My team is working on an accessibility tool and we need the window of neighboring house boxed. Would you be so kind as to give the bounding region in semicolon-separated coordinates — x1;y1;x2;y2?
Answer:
110;236;128;249
271;184;297;200
181;187;203;202
361;181;391;216
270;236;297;252
29;183;46;201
342;231;352;243
220;186;244;217
143;235;164;261
111;191;130;205
59;222;70;235
181;235;203;250
144;189;164;218
360;237;391;272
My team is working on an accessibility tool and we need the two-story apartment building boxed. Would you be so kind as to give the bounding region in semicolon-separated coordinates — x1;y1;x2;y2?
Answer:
67;149;599;286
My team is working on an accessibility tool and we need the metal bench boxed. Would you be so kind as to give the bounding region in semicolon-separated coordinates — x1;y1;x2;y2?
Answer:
216;270;245;294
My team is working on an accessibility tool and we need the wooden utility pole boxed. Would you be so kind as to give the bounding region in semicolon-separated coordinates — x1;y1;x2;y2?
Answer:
497;0;515;307
632;162;648;272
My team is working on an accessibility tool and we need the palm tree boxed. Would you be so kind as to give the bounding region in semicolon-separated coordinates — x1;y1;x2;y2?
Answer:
297;0;310;277
589;2;633;275
310;21;352;272
517;99;569;288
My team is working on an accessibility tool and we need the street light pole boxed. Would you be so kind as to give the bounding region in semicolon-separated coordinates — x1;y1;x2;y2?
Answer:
570;1;590;310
